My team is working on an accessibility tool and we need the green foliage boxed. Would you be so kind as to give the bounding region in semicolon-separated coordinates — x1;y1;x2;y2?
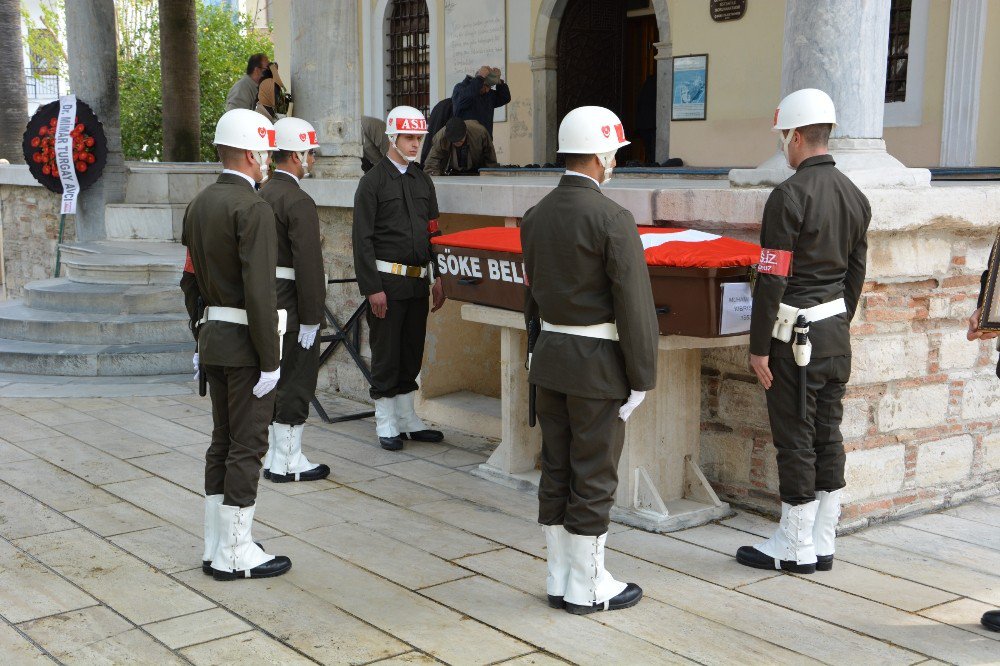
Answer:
21;0;68;80
24;0;274;162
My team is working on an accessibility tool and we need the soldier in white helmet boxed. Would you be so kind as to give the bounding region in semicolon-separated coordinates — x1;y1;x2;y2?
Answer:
522;106;658;614
258;117;331;483
737;89;871;574
180;108;292;581
352;106;447;450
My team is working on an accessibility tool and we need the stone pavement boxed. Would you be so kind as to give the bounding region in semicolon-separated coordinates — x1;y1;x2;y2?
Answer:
0;389;998;665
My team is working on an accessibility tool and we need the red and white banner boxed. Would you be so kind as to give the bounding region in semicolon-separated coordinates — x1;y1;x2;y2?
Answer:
55;95;80;214
638;228;761;268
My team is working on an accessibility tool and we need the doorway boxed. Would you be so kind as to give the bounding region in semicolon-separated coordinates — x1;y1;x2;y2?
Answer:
555;0;659;163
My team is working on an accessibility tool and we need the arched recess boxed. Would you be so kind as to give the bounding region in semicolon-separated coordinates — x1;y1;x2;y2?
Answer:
531;0;671;163
366;0;442;118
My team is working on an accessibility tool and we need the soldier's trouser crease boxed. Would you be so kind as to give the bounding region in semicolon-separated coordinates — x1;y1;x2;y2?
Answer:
205;365;276;506
273;332;320;425
535;386;626;536
765;355;850;505
367;295;428;400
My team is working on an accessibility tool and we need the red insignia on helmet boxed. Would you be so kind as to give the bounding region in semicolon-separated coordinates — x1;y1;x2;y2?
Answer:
308;131;317;143
266;129;276;147
601;125;611;138
298;132;307;142
773;108;780;127
614;124;625;142
257;127;266;138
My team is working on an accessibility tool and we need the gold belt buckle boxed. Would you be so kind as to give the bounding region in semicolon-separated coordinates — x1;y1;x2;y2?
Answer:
391;263;403;275
405;265;422;278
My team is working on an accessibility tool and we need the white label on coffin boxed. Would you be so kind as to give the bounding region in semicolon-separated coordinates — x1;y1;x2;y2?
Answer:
641;230;720;250
720;282;753;335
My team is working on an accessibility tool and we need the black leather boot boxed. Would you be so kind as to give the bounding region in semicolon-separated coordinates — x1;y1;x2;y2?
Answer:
736;546;816;574
982;610;1000;632
564;583;643;615
212;555;292;581
401;430;444;443
269;463;331;483
547;595;565;609
379;435;404;451
816;554;834;571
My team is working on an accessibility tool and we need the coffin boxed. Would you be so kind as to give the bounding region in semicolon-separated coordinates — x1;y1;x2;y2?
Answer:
432;226;760;337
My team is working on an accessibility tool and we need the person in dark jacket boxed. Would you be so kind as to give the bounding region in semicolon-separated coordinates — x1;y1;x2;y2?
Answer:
423;118;498;176
352;105;447;451
451;65;511;137
258;117;330;484
737;89;871;576
420;98;453;165
523;106;657;616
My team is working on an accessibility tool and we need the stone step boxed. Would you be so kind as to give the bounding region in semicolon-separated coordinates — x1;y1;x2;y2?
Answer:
0;337;191;376
106;203;186;242
124;162;220;205
60;240;185;285
24;279;185;315
0;302;191;345
0;372;193;399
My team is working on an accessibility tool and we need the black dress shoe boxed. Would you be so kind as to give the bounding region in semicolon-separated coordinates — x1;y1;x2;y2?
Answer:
262;469;271;480
816;554;834;571
547;595;565;609
401;430;444;443
203;542;263;575
212;555;292;581
565;583;643;615
736;546;816;574
268;463;331;483
982;610;1000;632
379;436;404;451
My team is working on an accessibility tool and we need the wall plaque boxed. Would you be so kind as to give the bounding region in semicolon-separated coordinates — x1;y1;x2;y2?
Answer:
711;0;747;22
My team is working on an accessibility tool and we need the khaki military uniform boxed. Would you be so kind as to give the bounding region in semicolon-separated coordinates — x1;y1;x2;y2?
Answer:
750;155;871;505
361;116;390;173
181;172;279;507
352;158;439;400
522;175;659;536
423;120;499;176
259;171;327;424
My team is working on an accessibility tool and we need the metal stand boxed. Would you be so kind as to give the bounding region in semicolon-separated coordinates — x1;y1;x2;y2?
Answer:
311;278;377;423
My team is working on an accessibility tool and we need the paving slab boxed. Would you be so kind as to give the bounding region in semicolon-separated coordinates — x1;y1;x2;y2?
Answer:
942;501;1000;529
740;574;1000;664
295;487;500;560
495;653;567;666
319;453;390;484
15;528;214;625
349;473;450;507
0;481;77;539
0;538;97;623
127;451;205;493
669;523;958;612
109;524;204;574
18;606;185;665
0;439;35;464
271;535;532;664
298;523;473;590
252;487;348;534
51;419;169;459
181;630;316;665
855;523;1000;577
177;568;409;663
423;575;691;664
142;607;251;650
24;435;152;486
903;512;1000;551
368;651;439;664
0;413;63;442
64;501;166;537
0;458;119;512
87;405;206;448
0;621;52;664
411;498;545;557
918;597;1000;642
23;408;97;427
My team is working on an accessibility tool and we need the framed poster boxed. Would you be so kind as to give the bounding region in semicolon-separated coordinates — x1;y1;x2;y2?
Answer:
671;54;708;121
979;231;1000;331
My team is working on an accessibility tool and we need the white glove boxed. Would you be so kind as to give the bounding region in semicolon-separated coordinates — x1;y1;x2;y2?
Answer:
298;323;320;350
618;390;646;422
192;352;199;381
252;368;281;398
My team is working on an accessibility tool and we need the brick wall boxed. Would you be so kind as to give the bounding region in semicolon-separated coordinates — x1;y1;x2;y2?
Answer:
701;229;1000;531
0;183;73;298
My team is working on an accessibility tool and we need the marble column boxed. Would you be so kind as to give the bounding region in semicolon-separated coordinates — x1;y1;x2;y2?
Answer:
530;55;558;164
291;0;362;179
65;0;125;241
653;39;672;163
730;0;930;188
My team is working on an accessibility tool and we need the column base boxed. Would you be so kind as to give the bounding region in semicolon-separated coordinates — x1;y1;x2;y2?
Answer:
311;156;362;179
471;464;541;492
729;139;931;188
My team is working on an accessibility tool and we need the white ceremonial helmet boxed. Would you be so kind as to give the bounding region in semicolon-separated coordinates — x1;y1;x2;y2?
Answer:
384;105;428;163
772;88;837;131
214;109;276;182
274;117;319;176
772;88;837;166
557;106;630;183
